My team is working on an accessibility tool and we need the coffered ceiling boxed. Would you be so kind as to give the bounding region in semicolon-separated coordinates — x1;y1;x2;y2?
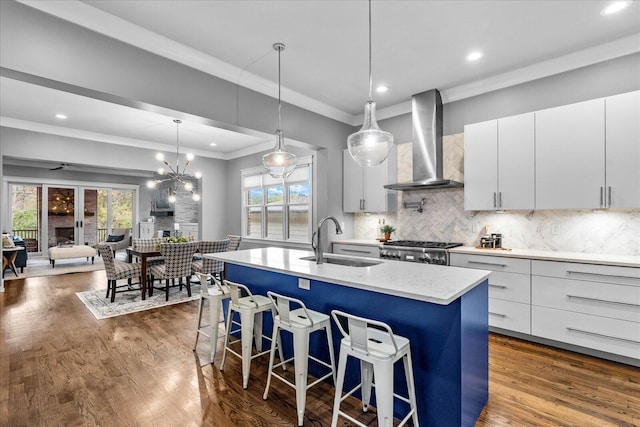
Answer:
1;0;639;161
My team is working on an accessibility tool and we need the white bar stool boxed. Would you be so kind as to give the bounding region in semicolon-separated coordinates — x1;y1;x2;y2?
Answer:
263;291;336;427
220;279;284;389
330;310;419;427
193;273;229;364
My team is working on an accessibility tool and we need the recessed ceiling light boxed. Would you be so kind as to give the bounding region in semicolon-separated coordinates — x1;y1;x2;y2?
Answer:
209;142;217;146
601;1;631;15
375;85;389;93
55;114;67;119
466;51;484;62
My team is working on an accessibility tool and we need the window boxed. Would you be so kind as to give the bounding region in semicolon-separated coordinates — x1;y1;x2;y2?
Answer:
242;157;312;243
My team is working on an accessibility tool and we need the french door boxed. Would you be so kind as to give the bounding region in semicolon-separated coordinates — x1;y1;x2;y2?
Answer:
8;181;135;254
44;185;134;248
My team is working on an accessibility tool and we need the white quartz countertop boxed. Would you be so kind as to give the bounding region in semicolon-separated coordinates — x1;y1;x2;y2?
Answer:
207;247;490;305
450;246;640;268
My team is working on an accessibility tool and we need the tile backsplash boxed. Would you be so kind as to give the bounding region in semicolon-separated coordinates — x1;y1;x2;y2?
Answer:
354;134;640;256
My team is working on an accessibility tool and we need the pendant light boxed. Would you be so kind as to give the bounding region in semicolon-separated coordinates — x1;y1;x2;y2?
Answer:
347;0;393;167
263;42;296;179
147;119;202;202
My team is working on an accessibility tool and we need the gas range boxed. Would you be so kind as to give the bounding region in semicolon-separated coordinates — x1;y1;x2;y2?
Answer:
379;240;463;265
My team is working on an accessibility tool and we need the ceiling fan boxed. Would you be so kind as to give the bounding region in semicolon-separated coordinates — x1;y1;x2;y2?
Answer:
49;163;75;171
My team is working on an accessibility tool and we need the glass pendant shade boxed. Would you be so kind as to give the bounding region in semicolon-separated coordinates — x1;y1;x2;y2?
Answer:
263;129;296;178
347;101;393;166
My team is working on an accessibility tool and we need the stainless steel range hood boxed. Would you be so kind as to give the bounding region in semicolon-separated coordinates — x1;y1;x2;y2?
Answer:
384;89;463;190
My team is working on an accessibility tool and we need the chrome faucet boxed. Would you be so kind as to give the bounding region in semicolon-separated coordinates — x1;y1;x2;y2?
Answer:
315;215;343;264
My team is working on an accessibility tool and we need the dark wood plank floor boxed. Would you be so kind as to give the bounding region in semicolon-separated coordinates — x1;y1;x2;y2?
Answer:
1;271;639;426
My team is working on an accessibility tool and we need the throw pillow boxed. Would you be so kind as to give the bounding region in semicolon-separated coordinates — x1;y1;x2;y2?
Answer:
106;234;125;242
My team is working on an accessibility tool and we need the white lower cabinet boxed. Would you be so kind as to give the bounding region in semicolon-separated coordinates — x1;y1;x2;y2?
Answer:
139;222;155;239
332;243;380;259
451;252;640;363
532;306;640;360
450;253;531;333
531;260;640;360
489;299;531;334
179;223;199;240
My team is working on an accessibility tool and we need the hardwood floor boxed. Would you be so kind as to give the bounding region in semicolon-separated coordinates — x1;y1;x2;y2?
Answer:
1;271;639;426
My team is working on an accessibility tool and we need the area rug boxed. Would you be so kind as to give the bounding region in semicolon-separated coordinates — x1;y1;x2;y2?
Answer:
76;283;201;319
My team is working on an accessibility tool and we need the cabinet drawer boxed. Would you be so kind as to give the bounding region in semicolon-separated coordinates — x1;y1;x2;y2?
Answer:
532;276;640;323
332;243;380;259
450;253;530;274
488;271;530;304
532;306;640;360
532;260;640;287
489;299;530;334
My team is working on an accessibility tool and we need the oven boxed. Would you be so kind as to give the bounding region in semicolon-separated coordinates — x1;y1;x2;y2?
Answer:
379;240;463;265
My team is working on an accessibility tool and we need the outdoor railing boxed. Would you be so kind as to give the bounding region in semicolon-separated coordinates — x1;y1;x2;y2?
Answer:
11;228;117;252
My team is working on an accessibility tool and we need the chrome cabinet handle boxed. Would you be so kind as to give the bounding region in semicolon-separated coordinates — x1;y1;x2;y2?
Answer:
362;199;366;211
489;312;507;318
340;249;373;254
567;294;640;308
493;192;497;208
498;192;502;208
600;186;604;207
468;260;508;268
566;270;639;281
489;284;507;289
608;186;612;207
567;327;640;345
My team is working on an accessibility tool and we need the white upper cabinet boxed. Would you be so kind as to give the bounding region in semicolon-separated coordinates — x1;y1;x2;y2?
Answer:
464;120;498;210
535;98;606;209
343;148;397;213
605;91;640;208
464;113;534;210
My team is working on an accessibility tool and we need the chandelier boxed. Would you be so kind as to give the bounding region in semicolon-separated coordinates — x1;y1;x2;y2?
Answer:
262;42;297;179
147;119;202;202
347;0;394;167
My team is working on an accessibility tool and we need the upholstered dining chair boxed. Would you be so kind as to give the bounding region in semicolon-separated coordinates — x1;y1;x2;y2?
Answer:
131;237;164;265
225;235;242;251
192;239;230;279
149;241;199;301
97;244;143;302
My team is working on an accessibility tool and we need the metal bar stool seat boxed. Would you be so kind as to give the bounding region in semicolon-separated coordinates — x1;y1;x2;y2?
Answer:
220;280;284;389
330;310;419;427
263;291;336;427
193;273;230;364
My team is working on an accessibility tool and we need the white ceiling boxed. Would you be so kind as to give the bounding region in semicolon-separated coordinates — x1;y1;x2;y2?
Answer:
2;0;639;161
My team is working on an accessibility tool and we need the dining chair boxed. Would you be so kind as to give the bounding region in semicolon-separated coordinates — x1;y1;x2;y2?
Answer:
97;244;144;302
149;241;199;301
192;239;230;279
225;235;242;251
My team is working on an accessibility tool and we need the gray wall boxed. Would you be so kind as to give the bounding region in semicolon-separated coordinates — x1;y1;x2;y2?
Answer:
1;127;229;239
380;53;640;142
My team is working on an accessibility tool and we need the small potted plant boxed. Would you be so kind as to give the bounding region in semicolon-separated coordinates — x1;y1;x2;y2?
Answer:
380;225;396;241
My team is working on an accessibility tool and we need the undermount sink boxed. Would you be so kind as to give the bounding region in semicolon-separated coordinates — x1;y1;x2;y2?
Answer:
299;255;382;267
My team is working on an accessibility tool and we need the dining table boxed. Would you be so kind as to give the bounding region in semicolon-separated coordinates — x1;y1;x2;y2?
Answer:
126;247;162;299
2;246;26;278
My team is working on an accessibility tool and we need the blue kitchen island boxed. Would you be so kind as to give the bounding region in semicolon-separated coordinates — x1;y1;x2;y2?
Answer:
208;247;490;427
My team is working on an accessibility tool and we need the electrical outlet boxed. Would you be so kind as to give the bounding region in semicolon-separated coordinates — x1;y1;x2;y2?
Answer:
551;223;560;235
472;223;480;233
298;278;310;290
